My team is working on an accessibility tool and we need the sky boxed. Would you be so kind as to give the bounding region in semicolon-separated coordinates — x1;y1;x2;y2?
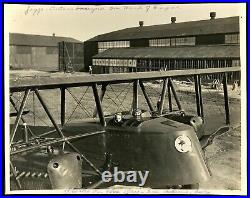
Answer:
5;3;245;42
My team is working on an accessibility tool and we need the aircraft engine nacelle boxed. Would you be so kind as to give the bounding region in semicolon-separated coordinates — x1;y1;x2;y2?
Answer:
47;152;83;189
105;115;210;188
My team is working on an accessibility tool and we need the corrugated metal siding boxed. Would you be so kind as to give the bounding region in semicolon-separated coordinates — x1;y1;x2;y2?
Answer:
10;46;32;69
31;47;58;71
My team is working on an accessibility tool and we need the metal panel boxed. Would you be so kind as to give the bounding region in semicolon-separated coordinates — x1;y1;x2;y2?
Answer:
31;47;58;71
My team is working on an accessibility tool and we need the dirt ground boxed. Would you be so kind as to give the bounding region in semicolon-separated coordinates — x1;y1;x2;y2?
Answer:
9;72;243;192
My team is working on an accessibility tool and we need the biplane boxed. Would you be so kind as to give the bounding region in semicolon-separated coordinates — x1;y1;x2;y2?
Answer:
8;66;240;190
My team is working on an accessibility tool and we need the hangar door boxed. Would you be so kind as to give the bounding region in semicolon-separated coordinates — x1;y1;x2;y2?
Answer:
58;42;84;72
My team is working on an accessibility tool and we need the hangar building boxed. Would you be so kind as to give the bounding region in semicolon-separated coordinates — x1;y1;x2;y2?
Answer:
83;12;240;77
9;33;83;72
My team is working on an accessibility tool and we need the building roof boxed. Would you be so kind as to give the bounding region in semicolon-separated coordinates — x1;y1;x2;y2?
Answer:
88;16;239;42
10;33;82;47
93;45;240;59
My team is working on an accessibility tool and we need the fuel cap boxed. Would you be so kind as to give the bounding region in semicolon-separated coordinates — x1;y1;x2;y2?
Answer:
175;135;192;153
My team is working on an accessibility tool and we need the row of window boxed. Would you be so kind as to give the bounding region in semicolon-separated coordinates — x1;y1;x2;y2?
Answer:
98;41;130;53
225;34;240;44
149;37;196;47
95;59;240;81
103;66;130;73
93;58;136;67
136;59;237;68
139;59;240;69
93;58;240;69
97;34;239;52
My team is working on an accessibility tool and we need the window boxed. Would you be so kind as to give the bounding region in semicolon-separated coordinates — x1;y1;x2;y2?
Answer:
175;37;195;46
16;46;31;54
170;38;176;46
225;34;240;44
128;59;133;67
98;41;130;53
110;59;115;66
123;59;128;66
232;59;240;66
117;59;122;66
105;59;109;66
150;37;195;47
149;38;170;47
100;59;105;65
92;58;138;68
132;60;137;67
96;59;101;66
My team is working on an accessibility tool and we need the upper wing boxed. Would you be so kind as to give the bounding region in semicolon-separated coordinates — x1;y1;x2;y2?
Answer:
9;67;240;92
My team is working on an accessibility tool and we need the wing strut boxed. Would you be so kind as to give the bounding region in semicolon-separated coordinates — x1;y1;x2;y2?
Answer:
139;80;154;112
168;78;182;111
60;87;66;126
93;83;107;118
223;73;230;124
10;89;30;144
194;75;204;118
167;79;173;112
92;83;106;127
132;79;139;115
158;78;168;115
